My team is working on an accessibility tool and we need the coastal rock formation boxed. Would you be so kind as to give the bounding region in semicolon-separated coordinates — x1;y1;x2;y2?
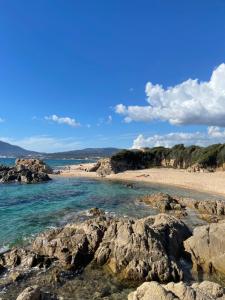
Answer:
139;193;185;213
184;220;225;276
128;281;225;300
15;159;53;174
0;159;51;183
178;198;225;216
32;214;191;282
139;193;225;222
0;213;190;284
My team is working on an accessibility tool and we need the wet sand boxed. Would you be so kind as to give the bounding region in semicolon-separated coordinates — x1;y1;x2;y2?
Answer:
56;163;225;197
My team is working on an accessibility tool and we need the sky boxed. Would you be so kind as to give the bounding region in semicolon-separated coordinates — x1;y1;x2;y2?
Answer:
1;0;225;152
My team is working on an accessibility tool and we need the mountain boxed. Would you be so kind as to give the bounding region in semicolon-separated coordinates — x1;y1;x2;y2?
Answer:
44;148;120;159
0;141;40;157
0;140;120;159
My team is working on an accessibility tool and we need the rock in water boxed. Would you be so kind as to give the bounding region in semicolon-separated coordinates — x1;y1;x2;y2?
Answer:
184;220;225;277
0;159;52;184
128;281;225;300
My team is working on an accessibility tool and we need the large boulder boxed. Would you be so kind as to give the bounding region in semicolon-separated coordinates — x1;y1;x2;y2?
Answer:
31;214;191;282
0;159;51;184
16;285;59;300
128;281;225;300
15;159;53;174
184;220;225;276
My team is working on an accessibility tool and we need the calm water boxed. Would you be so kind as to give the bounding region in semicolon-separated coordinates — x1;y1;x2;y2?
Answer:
1;158;225;251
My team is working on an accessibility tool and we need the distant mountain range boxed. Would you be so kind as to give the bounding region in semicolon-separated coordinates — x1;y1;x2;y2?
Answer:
0;140;120;159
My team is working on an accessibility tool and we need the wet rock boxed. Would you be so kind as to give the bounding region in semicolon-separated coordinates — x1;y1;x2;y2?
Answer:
128;280;225;300
184;220;225;277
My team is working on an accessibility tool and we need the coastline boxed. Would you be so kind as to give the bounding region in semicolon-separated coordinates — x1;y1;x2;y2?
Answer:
56;163;225;197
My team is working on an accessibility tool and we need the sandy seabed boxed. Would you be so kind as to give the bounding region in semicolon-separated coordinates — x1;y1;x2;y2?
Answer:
57;163;225;197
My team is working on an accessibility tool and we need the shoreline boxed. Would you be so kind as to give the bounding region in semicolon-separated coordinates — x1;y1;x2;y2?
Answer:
55;163;225;198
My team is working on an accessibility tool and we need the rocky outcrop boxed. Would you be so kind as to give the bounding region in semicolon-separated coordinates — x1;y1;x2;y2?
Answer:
139;193;185;213
0;213;191;284
15;159;53;174
139;193;225;222
179;198;225;216
0;159;51;183
95;158;114;176
32;214;190;282
128;281;225;300
184;220;225;277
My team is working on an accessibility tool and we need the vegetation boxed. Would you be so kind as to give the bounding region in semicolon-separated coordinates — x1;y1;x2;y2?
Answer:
111;143;225;170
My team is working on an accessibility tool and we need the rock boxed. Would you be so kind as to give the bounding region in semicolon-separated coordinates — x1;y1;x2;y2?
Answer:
0;159;51;184
128;281;225;300
184;220;225;276
95;158;114;176
15;159;53;174
179;198;225;216
88;207;105;217
94;214;191;282
31;213;190;282
16;285;59;300
16;286;41;300
139;193;185;213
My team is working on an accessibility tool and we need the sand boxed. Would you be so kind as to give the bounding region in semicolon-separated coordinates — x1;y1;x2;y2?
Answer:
57;163;225;196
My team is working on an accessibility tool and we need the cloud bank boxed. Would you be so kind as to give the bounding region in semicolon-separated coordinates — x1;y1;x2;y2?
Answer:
132;126;225;149
45;114;80;127
116;63;225;126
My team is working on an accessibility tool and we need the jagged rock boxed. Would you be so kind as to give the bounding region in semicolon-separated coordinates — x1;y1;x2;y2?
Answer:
88;207;105;217
15;159;53;174
179;198;225;216
94;214;190;282
128;281;225;300
139;193;185;213
95;158;114;176
184;220;225;276
31;214;191;282
0;159;51;184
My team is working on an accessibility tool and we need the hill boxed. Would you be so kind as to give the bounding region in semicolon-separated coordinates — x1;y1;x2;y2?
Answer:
0;141;40;157
44;148;120;159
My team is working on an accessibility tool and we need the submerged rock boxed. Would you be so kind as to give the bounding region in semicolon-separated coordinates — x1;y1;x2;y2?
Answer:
184;220;225;277
128;280;225;300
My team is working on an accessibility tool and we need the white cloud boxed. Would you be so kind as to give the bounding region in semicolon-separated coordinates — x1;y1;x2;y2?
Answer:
0;136;82;153
45;114;80;127
116;63;225;126
132;126;225;149
0;118;5;123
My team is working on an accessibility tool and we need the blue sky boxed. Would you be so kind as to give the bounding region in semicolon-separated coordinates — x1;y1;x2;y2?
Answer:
1;0;225;152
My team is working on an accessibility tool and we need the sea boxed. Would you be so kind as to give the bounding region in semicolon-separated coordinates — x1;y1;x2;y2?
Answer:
1;157;225;252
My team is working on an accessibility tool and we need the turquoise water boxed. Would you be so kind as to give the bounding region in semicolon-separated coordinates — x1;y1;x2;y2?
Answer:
1;158;225;252
0;158;95;168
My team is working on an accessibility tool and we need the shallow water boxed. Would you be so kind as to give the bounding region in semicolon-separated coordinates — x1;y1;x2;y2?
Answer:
1;175;225;251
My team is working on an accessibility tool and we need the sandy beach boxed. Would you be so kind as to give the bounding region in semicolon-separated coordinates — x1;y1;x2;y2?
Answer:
57;163;225;197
